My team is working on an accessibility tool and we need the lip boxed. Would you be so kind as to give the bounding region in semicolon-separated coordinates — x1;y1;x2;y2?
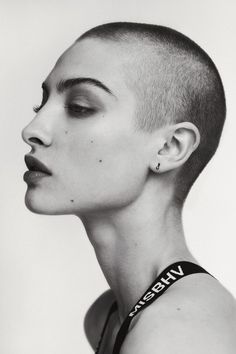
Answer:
24;155;52;184
24;155;52;175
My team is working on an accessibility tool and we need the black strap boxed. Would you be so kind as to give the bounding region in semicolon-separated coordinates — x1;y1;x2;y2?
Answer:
95;301;117;354
112;261;213;354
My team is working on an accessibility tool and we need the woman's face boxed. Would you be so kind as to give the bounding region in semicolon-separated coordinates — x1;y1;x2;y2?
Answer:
22;38;150;216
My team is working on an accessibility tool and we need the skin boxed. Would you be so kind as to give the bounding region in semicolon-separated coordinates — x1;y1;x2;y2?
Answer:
22;38;236;353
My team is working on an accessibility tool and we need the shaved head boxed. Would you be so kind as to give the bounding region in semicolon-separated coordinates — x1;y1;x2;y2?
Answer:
77;22;226;205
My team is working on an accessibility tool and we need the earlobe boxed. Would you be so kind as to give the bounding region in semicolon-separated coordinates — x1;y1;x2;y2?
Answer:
149;122;200;174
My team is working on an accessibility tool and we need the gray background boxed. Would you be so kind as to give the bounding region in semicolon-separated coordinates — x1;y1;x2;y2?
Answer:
1;0;236;353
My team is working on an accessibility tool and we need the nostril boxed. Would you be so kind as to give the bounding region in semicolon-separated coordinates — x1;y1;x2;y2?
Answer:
29;137;44;145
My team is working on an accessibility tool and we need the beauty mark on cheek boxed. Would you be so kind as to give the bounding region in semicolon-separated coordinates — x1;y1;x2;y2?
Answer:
99;159;102;163
70;199;74;203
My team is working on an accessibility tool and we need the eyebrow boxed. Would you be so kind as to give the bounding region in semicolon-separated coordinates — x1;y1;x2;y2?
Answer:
42;77;115;97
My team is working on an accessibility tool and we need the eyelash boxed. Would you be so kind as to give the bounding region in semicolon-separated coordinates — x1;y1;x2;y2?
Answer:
33;104;42;113
32;103;95;117
64;104;95;116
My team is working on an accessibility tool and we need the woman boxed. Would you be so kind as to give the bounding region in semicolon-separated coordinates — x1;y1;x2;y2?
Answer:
22;22;236;353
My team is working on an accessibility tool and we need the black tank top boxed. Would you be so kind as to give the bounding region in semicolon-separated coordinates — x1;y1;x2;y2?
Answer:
95;261;213;354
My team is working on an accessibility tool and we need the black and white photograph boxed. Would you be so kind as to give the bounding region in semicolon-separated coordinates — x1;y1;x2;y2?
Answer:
1;1;236;353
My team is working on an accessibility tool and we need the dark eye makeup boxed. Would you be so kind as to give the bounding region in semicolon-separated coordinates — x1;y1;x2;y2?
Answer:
33;103;96;118
64;103;96;117
32;86;101;117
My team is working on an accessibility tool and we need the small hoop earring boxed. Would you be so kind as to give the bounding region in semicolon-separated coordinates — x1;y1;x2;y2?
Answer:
156;162;160;171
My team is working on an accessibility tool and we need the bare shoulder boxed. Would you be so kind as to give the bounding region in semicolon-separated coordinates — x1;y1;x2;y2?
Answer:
84;289;116;350
121;275;236;354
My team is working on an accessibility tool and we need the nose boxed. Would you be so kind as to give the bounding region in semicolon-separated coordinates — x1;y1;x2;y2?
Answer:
21;114;53;149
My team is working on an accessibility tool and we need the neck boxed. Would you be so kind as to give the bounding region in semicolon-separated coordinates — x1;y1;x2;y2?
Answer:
78;184;195;323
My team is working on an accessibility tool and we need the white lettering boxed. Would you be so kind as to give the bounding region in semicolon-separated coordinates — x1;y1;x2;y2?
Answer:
161;272;176;285
152;282;165;293
171;265;184;276
143;291;155;302
129;304;142;317
128;265;185;318
129;311;136;317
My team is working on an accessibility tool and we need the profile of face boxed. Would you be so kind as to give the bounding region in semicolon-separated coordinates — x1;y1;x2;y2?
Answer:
22;38;153;217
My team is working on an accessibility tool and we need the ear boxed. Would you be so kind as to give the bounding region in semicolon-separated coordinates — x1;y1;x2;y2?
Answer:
149;122;200;174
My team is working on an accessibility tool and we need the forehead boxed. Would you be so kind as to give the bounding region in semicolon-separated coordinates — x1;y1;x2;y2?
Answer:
46;38;130;94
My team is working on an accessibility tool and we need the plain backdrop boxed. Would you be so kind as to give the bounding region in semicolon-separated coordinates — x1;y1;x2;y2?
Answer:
1;0;236;353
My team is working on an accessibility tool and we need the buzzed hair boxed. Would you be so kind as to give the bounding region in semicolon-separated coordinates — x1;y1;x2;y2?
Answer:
77;22;226;206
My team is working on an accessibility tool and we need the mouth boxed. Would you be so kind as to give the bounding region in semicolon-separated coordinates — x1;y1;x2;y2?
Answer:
24;155;52;184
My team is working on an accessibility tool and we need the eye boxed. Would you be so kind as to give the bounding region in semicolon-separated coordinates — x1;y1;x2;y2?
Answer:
64;104;95;117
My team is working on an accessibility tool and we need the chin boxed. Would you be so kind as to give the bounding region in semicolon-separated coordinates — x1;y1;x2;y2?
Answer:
24;190;72;216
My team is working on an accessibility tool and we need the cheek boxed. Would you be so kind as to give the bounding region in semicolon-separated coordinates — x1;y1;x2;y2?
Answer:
60;126;147;207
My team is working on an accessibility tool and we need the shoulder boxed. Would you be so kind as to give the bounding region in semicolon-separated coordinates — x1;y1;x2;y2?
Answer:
84;289;116;350
121;275;236;354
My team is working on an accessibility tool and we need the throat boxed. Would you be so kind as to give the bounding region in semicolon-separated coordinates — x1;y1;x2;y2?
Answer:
93;232;194;322
80;202;194;322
